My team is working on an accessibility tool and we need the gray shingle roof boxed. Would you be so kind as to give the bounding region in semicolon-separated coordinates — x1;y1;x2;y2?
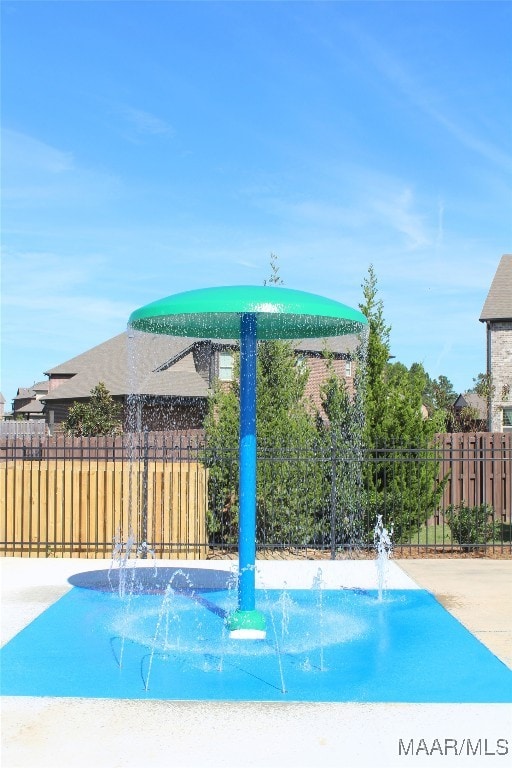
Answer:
15;400;45;414
480;254;512;321
293;336;360;355
32;381;50;393
42;330;362;402
43;333;206;401
14;388;35;399
453;393;487;419
44;333;193;376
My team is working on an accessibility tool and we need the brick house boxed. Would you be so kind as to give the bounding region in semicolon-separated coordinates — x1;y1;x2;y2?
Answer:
479;254;512;432
41;331;360;433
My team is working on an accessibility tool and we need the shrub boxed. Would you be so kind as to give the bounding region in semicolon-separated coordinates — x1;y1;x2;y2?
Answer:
445;502;495;550
63;382;122;436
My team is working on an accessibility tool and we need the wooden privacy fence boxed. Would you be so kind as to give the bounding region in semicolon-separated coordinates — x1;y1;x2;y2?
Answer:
0;421;48;437
437;433;511;520
1;458;207;558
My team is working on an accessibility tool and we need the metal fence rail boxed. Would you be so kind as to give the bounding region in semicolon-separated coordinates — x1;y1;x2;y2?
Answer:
0;433;510;558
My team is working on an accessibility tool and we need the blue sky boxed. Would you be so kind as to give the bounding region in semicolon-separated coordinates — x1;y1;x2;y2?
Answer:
2;0;511;408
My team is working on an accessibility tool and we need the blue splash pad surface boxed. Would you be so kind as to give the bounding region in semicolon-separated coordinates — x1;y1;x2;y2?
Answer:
2;587;511;703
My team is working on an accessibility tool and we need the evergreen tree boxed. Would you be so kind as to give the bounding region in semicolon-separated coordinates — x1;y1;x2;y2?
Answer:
417;366;450;419
203;354;242;543
431;375;457;412
319;352;366;551
358;266;445;543
205;260;448;551
204;337;323;546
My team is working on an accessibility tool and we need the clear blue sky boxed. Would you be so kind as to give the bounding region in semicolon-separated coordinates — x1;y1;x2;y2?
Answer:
2;0;511;408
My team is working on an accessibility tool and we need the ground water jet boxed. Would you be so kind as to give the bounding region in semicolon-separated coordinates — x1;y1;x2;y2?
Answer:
374;514;393;601
129;285;368;639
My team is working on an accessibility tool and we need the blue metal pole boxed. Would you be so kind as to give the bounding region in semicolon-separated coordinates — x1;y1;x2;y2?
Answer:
239;312;257;613
226;312;265;637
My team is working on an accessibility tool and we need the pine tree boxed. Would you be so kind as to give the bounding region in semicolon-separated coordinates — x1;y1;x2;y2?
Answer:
358;266;445;543
358;264;391;448
319;352;366;551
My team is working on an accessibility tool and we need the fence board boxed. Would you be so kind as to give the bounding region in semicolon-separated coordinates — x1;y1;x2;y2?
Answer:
438;433;511;518
0;459;207;558
0;422;48;437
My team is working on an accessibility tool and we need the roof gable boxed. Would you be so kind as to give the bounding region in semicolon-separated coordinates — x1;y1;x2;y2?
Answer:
480;254;512;321
43;333;199;401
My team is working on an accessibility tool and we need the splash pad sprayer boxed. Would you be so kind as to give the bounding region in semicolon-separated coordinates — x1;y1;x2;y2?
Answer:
129;285;368;639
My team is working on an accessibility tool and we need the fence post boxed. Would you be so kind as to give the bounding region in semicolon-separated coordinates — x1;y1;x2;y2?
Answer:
330;435;337;560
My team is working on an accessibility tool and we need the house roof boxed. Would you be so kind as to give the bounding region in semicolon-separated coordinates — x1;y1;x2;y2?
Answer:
14;388;35;400
15;400;45;414
44;333;192;376
32;381;50;393
13;381;49;401
453;393;487;419
480;254;512;321
42;330;361;402
293;336;360;355
43;333;207;401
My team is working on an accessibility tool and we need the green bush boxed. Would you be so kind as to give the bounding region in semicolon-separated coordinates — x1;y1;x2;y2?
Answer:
445;502;495;550
63;382;122;437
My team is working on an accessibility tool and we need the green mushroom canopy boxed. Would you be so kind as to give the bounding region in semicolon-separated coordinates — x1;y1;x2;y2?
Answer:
128;285;368;339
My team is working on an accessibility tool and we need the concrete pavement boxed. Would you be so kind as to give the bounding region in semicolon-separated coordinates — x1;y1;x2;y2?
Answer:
396;559;512;669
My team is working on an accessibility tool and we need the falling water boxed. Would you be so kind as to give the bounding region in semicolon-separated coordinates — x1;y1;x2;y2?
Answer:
110;530;140;598
327;327;369;556
278;583;292;643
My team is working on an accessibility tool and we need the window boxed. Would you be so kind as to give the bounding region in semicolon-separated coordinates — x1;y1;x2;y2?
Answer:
219;352;234;382
345;360;352;377
503;407;512;432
